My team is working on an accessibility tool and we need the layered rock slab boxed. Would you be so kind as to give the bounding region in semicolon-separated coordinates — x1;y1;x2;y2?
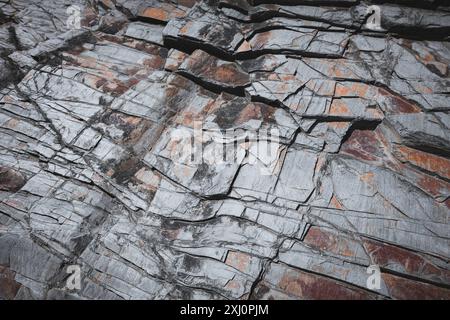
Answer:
0;0;449;300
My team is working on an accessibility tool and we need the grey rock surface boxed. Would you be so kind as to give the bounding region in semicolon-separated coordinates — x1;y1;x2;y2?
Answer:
0;0;449;300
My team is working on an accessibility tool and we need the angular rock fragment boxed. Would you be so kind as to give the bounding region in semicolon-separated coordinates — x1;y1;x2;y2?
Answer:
0;167;26;192
253;262;378;300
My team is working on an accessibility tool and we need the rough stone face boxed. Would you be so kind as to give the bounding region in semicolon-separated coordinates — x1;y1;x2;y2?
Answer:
0;0;449;300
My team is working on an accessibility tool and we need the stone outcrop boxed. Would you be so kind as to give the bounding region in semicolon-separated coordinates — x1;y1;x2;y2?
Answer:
0;0;449;300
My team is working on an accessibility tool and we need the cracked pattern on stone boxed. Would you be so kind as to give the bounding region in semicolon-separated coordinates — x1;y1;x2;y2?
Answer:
0;0;449;300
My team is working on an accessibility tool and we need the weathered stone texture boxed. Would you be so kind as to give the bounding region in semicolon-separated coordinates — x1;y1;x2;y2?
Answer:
0;0;449;300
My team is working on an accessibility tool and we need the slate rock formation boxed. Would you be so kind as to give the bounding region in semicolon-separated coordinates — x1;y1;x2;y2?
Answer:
0;0;449;300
